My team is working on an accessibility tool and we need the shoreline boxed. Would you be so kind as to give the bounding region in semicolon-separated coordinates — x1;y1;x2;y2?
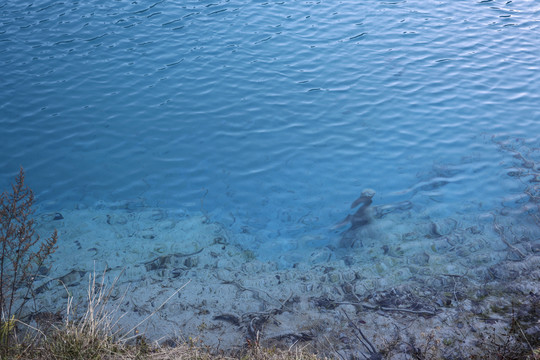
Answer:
26;197;540;359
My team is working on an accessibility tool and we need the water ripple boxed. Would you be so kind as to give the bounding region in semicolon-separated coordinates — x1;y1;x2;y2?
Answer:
0;0;539;243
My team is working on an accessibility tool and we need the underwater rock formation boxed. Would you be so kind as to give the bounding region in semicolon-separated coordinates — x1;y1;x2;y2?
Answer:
337;189;376;248
336;190;415;248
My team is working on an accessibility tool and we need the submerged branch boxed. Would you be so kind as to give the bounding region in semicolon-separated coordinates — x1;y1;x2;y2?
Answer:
493;218;526;260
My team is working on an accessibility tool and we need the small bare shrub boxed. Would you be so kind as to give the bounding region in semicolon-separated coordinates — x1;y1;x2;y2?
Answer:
0;167;57;354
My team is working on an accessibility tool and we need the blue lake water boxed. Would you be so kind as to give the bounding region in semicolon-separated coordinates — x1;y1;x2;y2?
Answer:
1;0;539;265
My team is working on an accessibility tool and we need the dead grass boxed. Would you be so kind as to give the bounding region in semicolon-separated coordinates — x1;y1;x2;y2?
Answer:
4;269;324;360
4;269;539;360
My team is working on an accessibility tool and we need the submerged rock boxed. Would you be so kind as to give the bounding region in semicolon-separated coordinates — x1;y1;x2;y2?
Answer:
336;189;376;232
429;218;457;238
373;200;413;218
184;256;199;268
106;214;128;225
408;252;430;266
145;255;172;271
431;238;452;253
309;247;333;264
58;270;86;286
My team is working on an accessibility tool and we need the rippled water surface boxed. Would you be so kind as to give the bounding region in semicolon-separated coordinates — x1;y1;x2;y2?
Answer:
1;0;539;263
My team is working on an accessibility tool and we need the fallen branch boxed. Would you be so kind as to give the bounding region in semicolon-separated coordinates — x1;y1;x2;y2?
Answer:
267;331;313;342
493;219;526;259
218;276;288;307
213;313;240;326
342;310;382;360
342;283;437;316
334;301;437;316
240;292;293;340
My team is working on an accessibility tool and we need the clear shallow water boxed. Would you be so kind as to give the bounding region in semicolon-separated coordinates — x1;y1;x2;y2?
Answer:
1;0;539;263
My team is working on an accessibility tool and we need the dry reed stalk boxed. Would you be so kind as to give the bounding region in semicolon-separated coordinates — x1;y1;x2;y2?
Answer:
120;279;191;342
63;266;127;340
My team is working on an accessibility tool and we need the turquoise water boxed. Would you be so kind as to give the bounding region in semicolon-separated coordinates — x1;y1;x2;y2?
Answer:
1;0;539;263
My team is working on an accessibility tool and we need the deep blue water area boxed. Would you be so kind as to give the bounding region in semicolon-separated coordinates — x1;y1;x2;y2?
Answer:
1;0;539;262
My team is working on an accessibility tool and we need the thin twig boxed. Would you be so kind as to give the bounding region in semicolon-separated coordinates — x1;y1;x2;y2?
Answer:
324;334;347;360
14;318;46;338
342;310;378;357
120;279;191;342
219;276;286;307
333;301;437;316
493;219;526;259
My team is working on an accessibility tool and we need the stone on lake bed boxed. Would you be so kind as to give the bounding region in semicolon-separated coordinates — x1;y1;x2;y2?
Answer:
106;214;128;225
58;270;86;286
429;218;457;237
431;238;452;253
183;256;199;268
408;251;430;266
309;247;333;264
